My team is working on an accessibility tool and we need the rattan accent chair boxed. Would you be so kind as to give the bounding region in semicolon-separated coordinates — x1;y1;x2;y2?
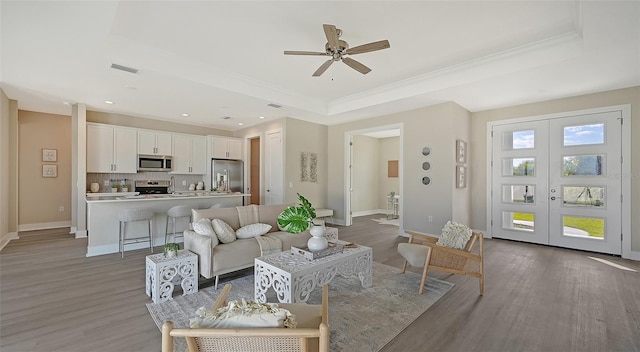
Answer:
161;284;330;352
398;230;484;295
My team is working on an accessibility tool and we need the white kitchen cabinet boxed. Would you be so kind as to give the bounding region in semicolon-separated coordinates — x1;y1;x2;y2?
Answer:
210;136;241;159
171;134;207;174
138;130;172;155
87;124;137;173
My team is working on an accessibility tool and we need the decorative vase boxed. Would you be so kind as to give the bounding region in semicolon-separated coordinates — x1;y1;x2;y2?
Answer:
165;250;177;258
90;183;100;193
307;224;328;252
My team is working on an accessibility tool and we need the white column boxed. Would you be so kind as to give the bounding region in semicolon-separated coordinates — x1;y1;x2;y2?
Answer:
71;104;87;238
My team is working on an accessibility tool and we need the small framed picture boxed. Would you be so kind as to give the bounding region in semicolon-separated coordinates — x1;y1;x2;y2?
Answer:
42;148;57;162
456;140;466;164
42;164;57;178
456;165;466;188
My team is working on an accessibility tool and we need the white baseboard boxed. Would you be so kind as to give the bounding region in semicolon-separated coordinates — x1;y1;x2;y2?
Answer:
69;226;77;234
0;231;19;251
352;209;387;217
625;250;640;261
75;230;88;239
18;221;71;232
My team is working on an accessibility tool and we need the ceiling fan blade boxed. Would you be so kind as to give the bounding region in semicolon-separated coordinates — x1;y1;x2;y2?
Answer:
345;40;390;55
342;57;371;75
323;24;340;51
284;50;328;56
312;59;334;77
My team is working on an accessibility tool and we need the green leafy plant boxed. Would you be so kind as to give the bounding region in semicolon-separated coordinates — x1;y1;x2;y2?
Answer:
277;193;317;234
163;242;180;256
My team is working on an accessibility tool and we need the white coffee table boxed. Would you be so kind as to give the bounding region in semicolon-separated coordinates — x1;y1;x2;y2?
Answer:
254;244;372;303
146;250;198;303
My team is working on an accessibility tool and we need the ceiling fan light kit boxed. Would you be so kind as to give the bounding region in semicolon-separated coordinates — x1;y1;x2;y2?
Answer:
285;24;390;77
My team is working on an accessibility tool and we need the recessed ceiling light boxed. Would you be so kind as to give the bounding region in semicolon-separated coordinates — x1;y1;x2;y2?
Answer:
63;101;71;106
181;113;189;117
104;100;114;104
238;122;244;126
258;116;265;119
124;85;137;90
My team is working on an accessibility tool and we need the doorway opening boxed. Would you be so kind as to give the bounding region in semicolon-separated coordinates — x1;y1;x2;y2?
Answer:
249;137;260;205
344;124;403;231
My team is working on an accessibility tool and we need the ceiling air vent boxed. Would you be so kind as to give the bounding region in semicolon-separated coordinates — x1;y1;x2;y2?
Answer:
267;103;282;108
110;63;139;74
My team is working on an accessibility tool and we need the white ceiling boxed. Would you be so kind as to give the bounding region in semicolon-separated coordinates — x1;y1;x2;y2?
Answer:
1;1;638;131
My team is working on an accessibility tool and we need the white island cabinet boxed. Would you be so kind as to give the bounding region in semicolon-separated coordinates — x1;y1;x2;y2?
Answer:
87;123;137;173
85;193;249;257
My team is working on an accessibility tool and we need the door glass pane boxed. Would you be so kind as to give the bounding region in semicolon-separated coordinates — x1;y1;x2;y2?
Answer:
502;211;534;232
563;123;604;146
502;185;535;204
503;158;535;176
562;216;604;239
503;130;534;150
563;155;603;176
563;186;605;207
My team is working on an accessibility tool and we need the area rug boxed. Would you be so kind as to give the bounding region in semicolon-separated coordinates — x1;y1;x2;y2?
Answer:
147;261;453;352
372;217;399;226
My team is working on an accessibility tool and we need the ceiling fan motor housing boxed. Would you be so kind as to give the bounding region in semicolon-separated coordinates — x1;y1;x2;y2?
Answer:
325;40;349;56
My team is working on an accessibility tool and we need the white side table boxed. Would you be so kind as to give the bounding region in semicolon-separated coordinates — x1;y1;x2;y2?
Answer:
146;250;198;303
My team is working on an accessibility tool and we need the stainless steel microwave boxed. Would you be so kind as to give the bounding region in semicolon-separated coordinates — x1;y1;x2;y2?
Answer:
137;154;172;172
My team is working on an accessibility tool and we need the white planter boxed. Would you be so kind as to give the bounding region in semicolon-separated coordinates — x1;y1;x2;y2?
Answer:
165;250;177;258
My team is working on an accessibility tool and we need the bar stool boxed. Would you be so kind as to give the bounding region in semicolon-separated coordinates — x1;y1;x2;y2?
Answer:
118;208;154;258
165;205;192;244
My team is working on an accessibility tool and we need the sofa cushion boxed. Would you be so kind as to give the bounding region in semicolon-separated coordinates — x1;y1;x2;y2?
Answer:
236;223;272;239
192;208;241;230
266;231;311;250
437;221;472;249
192;218;217;238
212;238;261;273
258;204;290;233
212;219;236;243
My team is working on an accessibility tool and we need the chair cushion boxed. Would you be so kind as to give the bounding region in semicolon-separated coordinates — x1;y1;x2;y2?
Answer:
236;223;272;239
190;300;296;329
436;221;472;249
212;219;236;243
397;243;429;267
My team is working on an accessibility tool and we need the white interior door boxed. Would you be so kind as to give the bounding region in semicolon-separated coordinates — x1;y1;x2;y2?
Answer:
548;112;622;254
491;112;622;254
264;130;283;205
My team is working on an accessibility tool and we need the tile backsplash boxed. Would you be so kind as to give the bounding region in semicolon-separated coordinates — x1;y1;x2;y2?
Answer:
87;172;205;193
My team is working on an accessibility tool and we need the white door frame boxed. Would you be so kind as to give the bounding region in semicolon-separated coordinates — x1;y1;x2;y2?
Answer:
344;123;404;228
486;104;632;259
264;128;284;205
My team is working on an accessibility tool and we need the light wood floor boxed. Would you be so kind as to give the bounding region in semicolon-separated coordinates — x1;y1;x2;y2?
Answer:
2;215;639;352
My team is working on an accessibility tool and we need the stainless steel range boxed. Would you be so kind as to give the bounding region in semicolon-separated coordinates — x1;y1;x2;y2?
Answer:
135;180;170;195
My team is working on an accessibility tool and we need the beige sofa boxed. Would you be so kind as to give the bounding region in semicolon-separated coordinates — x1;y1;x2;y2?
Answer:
184;204;311;287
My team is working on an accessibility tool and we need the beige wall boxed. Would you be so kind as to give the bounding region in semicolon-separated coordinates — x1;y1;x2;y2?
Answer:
470;86;640;251
87;111;231;136
328;102;469;235
352;135;380;213
379;136;400;210
18;111;72;227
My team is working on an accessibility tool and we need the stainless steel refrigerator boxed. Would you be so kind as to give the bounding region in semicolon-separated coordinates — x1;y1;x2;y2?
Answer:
211;158;244;193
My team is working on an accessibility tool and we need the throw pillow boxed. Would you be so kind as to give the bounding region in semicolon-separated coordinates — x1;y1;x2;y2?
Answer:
190;299;297;329
436;221;472;249
192;218;216;238
236;223;272;239
211;218;236;243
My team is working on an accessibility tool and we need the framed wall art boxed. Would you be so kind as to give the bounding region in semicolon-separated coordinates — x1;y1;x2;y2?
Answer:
456;140;466;164
42;164;57;178
42;148;57;162
456;165;466;188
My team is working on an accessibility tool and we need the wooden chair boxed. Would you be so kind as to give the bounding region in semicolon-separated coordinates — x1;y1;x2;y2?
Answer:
398;230;484;295
161;284;330;352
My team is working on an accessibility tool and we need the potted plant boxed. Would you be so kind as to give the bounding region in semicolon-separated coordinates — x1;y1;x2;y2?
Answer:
277;193;327;251
163;242;180;258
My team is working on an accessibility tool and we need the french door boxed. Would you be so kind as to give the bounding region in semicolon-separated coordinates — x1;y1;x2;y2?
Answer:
491;111;622;254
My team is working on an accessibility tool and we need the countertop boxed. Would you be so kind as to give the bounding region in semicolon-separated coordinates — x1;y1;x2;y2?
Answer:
86;192;250;202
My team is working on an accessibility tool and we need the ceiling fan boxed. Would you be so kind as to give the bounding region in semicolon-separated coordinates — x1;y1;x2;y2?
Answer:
284;24;390;77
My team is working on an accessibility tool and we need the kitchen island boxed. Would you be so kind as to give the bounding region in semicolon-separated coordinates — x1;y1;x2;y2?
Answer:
85;192;249;257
